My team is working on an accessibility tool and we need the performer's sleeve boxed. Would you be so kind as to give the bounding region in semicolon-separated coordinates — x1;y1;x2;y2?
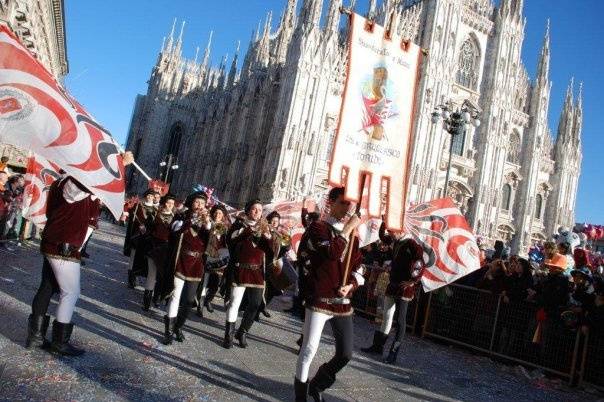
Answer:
308;221;347;261
229;222;252;245
378;221;393;245
347;239;365;290
301;208;309;228
89;199;101;229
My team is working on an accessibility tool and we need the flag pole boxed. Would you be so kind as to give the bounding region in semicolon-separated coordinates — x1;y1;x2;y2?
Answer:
340;173;367;288
130;160;151;181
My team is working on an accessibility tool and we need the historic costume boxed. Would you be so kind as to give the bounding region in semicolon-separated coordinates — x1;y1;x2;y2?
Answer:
362;228;425;364
141;194;176;311
123;189;157;288
295;215;365;401
161;191;210;345
27;176;100;356
196;204;230;318
223;200;274;349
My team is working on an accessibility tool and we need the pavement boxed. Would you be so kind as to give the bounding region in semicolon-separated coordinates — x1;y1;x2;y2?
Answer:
0;221;602;402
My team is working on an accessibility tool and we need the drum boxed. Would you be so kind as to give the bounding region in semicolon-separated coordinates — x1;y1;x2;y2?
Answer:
205;248;229;272
269;257;298;291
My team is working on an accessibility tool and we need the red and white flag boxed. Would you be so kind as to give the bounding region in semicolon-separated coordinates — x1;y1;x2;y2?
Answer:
22;153;62;229
328;13;421;231
0;25;126;219
404;198;481;292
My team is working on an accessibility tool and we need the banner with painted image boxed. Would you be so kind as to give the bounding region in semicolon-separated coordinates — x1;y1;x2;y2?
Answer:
328;13;421;231
22;153;62;229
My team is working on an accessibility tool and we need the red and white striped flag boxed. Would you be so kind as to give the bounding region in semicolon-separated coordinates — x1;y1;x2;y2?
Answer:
22;153;61;229
0;25;126;219
404;198;481;292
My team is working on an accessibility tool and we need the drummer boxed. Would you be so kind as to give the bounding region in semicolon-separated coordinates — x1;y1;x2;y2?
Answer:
197;204;230;318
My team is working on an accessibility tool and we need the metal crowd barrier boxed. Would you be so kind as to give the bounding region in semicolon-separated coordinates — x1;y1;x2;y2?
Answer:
579;328;604;390
354;276;604;387
421;284;582;384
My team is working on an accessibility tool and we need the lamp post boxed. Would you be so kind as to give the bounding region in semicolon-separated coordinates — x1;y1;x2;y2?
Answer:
159;154;179;183
431;101;481;197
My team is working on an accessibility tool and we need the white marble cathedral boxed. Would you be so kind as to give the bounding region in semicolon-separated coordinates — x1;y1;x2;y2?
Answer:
125;0;582;253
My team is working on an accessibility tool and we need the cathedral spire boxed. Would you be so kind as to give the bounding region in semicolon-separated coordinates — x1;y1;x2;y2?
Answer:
202;31;213;68
299;0;324;29
325;0;342;35
573;82;583;144
367;0;377;19
263;11;273;38
536;19;550;86
228;41;240;87
166;18;177;52
280;0;297;30
557;78;575;144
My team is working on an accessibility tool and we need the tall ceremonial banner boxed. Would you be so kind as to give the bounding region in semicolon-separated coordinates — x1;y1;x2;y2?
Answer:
404;198;481;292
22;153;61;229
0;25;126;219
328;13;421;231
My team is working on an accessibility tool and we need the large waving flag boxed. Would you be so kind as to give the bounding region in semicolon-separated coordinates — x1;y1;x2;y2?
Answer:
0;25;126;219
22;153;61;229
404;198;481;292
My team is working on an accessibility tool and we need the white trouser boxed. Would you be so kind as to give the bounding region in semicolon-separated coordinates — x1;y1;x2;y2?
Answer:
380;296;397;334
167;277;185;318
47;257;81;323
226;285;247;323
145;258;157;291
296;309;333;382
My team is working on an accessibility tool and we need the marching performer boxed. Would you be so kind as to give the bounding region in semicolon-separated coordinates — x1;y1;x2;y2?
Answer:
223;199;274;349
161;191;211;345
294;187;364;401
141;193;176;311
26;153;133;356
123;188;158;288
256;210;291;320
361;229;425;364
197;204;230;318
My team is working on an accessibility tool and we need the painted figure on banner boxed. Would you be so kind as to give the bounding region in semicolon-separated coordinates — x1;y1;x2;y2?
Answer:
361;63;399;141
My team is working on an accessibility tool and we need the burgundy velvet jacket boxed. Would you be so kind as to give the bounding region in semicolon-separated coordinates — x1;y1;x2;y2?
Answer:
41;177;99;262
228;219;273;288
303;219;364;316
173;218;210;282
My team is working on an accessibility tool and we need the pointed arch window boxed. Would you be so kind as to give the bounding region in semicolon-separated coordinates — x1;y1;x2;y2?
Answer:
456;37;480;90
501;184;512;211
166;124;183;158
507;131;521;164
535;194;543;220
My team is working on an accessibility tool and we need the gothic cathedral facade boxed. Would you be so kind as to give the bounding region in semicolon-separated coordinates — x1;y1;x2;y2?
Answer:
125;0;582;253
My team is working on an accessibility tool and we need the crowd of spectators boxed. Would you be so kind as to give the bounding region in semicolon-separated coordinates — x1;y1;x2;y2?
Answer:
0;157;32;250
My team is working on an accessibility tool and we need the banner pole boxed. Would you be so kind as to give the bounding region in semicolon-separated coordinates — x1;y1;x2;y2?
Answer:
340;173;367;288
130;160;151;181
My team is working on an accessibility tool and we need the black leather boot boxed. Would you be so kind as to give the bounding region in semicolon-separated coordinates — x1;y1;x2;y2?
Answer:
174;307;189;342
196;301;204;318
235;327;248;348
127;270;136;289
162;315;175;345
361;330;387;355
294;377;309;402
309;364;336;402
223;321;235;349
26;314;50;348
142;290;152;311
384;342;401;365
152;292;160;308
49;321;85;356
204;298;214;313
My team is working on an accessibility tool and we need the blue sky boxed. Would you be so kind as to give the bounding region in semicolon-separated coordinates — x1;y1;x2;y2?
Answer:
63;1;603;223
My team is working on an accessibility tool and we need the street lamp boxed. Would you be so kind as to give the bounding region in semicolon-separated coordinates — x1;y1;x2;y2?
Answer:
431;100;481;197
159;154;179;183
